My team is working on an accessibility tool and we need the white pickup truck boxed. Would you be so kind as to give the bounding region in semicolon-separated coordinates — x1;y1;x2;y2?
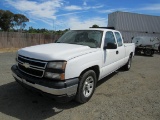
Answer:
11;28;135;103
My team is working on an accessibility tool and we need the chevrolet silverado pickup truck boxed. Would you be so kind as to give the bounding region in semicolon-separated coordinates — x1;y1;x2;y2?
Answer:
11;28;135;103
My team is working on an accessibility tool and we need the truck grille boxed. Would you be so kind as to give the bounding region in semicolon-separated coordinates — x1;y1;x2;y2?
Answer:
17;55;47;78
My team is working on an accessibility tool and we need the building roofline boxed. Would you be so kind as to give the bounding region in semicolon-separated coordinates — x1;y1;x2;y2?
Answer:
109;11;160;18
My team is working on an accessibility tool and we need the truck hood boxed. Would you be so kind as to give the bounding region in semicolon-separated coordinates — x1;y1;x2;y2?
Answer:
18;43;98;61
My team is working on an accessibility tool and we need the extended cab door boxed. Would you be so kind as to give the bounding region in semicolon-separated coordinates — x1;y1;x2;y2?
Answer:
114;32;126;67
101;31;119;79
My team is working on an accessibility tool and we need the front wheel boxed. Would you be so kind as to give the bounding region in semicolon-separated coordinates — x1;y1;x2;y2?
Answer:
75;70;97;104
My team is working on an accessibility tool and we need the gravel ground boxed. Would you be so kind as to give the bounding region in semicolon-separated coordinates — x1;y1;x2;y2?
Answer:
0;52;160;120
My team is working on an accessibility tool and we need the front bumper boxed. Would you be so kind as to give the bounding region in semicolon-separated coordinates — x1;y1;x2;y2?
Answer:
11;65;79;99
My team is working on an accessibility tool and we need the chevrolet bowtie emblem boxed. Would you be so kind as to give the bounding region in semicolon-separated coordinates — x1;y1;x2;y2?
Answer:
23;63;30;68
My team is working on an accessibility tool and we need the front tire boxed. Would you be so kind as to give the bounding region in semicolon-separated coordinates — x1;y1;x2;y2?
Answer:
75;70;97;104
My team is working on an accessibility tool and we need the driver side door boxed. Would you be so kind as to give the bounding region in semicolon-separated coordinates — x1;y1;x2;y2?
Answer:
101;31;118;78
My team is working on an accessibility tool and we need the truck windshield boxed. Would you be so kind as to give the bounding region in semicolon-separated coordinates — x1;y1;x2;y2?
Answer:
56;30;103;48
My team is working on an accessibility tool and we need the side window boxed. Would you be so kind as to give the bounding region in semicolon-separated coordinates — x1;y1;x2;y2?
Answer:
104;31;116;46
115;32;123;46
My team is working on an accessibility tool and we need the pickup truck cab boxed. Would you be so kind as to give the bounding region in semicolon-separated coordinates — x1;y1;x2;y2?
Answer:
11;28;135;103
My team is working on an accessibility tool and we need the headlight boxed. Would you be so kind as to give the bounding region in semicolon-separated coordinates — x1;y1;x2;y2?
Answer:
47;62;66;69
44;72;65;80
45;61;66;80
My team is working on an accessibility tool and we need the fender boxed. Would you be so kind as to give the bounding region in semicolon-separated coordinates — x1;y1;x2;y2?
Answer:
65;50;102;79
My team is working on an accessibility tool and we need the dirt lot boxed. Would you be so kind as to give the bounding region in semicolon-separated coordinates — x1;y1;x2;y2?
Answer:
0;52;160;120
0;48;19;53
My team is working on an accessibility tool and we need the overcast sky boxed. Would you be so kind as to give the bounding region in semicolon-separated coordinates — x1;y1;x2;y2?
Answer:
0;0;160;30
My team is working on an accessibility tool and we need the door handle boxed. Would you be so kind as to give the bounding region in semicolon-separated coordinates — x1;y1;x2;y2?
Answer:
116;51;119;54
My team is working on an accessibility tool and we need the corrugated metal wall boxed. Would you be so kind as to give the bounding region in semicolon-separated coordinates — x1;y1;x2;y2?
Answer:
108;12;117;28
108;11;160;42
108;11;160;33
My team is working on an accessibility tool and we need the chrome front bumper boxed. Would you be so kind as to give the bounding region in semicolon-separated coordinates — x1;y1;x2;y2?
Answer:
11;65;78;96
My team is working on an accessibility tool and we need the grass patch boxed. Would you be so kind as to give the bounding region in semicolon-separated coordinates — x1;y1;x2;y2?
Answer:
0;48;19;53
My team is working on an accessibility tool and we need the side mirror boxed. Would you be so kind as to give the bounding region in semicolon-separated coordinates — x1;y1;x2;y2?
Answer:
104;42;117;49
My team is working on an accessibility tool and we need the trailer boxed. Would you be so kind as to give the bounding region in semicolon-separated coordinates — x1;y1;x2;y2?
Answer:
132;36;160;56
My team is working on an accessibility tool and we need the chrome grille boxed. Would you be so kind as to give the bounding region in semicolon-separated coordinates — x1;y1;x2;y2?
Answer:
17;55;47;78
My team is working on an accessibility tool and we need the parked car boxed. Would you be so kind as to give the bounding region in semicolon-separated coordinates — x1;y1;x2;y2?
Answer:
132;36;160;56
11;28;135;103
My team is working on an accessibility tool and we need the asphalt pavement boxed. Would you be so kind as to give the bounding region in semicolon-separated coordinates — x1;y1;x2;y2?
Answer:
0;52;160;120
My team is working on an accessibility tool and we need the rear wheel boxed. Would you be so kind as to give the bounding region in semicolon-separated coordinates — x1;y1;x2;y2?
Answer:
144;49;153;56
75;70;96;104
123;56;132;71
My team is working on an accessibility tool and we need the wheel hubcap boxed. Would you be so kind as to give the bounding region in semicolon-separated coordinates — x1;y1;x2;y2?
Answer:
83;76;94;97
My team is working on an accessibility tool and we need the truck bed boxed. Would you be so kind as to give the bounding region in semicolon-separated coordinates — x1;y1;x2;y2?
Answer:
124;43;135;57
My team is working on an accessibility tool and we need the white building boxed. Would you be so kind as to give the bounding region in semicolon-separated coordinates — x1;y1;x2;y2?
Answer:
108;11;160;43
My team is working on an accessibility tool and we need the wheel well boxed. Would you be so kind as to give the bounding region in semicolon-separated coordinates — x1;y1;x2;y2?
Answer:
80;65;100;81
130;52;133;58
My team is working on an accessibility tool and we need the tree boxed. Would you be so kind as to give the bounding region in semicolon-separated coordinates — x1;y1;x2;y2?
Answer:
28;26;36;33
13;14;29;31
0;10;14;31
0;10;4;18
0;9;29;31
91;24;99;28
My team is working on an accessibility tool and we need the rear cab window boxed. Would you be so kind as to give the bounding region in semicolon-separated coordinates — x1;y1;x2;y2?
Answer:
115;32;123;47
